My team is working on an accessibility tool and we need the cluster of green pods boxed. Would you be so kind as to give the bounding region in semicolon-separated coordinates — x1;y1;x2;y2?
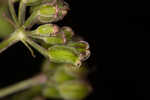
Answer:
0;0;92;100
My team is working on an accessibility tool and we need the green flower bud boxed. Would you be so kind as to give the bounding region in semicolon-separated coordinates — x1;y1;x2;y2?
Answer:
37;2;69;23
60;26;74;40
58;80;92;100
43;34;65;45
63;64;88;77
48;45;81;66
67;41;91;61
52;66;75;84
33;24;59;36
68;41;90;49
42;85;61;99
24;1;69;27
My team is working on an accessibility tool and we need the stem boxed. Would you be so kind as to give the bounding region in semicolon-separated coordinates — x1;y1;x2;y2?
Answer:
23;12;37;29
25;37;49;58
8;0;19;27
0;74;47;98
0;32;19;53
18;0;26;25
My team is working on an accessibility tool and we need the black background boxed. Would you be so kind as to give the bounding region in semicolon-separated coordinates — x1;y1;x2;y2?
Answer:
0;0;149;100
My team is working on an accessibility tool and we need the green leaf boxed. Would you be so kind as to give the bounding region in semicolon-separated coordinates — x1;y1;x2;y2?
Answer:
0;5;15;38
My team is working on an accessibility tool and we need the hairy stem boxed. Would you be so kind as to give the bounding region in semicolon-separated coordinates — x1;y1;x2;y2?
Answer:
18;0;26;25
8;0;19;27
0;74;47;98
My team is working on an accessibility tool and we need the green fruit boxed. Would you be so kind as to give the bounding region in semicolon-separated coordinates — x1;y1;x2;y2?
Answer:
48;45;81;66
33;24;59;36
37;2;69;23
42;85;61;99
52;66;75;84
60;26;74;40
58;80;92;100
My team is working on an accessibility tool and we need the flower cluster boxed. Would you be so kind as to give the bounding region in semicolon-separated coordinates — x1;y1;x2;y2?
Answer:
0;0;92;100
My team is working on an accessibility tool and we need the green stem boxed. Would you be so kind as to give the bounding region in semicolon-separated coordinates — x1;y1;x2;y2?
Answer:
18;0;26;25
23;12;37;29
0;32;19;53
0;74;47;98
8;0;19;27
25;37;49;58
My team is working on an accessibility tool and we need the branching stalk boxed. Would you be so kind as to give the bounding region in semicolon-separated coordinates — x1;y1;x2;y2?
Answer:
0;32;19;53
25;37;49;58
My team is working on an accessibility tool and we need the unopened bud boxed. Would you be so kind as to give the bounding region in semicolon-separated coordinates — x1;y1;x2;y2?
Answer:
58;80;92;100
37;2;69;23
60;26;74;40
52;66;75;84
42;85;61;99
33;24;59;36
48;45;81;66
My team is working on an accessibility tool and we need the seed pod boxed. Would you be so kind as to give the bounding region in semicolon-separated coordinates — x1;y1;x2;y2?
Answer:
41;32;66;45
48;45;81;66
67;41;91;61
42;85;61;99
58;80;92;100
52;66;75;84
37;2;69;23
60;26;74;40
32;24;59;36
68;41;90;50
24;1;69;28
63;64;88;77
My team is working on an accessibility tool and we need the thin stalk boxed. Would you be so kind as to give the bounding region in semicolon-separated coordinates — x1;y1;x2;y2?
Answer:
18;0;26;25
0;32;19;53
8;0;19;27
23;12;37;29
0;74;47;98
25;37;49;58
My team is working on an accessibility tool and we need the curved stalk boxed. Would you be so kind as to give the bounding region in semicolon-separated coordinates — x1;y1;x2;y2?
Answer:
0;74;47;98
25;37;49;58
8;0;19;27
0;32;19;53
18;0;26;25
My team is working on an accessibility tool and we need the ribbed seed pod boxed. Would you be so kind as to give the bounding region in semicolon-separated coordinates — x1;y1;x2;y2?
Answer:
48;45;81;66
52;66;75;84
42;84;61;99
37;2;69;23
43;33;65;45
67;41;91;61
32;24;59;36
58;80;92;100
63;64;88;77
24;1;69;27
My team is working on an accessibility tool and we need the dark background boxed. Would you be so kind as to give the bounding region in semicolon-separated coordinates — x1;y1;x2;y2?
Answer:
0;0;149;100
